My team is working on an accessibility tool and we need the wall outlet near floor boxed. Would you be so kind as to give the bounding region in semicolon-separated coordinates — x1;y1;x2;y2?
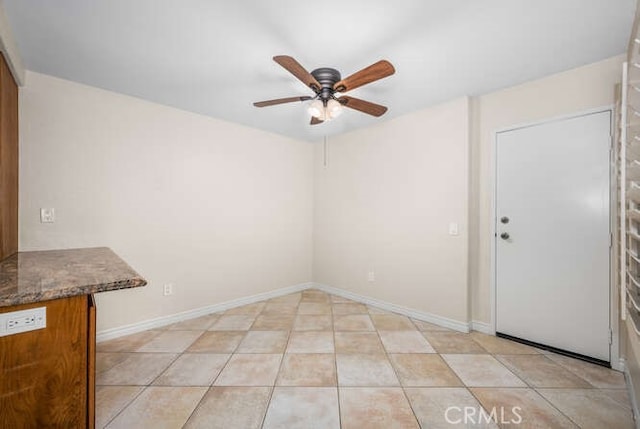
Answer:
163;283;173;296
367;271;375;282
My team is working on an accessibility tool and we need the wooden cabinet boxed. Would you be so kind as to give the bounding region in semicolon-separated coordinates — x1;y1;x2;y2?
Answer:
0;51;17;261
0;248;144;428
0;295;96;428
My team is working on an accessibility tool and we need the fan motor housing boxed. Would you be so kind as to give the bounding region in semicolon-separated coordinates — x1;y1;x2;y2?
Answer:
311;68;341;99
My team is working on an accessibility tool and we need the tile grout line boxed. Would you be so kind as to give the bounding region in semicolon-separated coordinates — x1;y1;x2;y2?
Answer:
464;343;585;428
156;308;254;427
493;351;610;428
100;385;147;429
143;332;206;427
218;301;279;429
181;350;236;427
439;333;528;428
331;296;343;429
98;334;190;428
96;292;631;428
259;293;301;429
530;388;585;429
378;314;528;428
370;310;422;428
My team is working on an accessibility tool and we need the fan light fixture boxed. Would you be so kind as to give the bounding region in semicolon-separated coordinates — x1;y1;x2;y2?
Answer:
253;56;395;125
308;99;343;121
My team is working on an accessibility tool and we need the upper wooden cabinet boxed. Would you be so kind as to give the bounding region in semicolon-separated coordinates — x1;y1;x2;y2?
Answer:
0;52;18;260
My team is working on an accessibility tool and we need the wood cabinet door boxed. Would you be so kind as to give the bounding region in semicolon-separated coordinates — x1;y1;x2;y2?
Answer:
0;52;18;260
87;295;96;429
0;296;88;428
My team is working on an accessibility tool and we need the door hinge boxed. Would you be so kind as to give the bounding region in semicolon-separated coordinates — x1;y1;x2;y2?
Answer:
610;233;614;249
609;329;613;345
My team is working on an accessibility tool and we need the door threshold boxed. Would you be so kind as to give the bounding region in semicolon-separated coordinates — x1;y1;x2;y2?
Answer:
496;332;610;368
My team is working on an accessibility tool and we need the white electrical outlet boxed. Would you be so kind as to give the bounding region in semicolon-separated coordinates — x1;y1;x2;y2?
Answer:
40;208;55;223
367;271;375;282
163;283;173;296
0;307;46;337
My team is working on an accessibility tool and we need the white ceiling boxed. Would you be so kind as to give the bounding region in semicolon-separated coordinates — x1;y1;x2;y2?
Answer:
4;0;635;142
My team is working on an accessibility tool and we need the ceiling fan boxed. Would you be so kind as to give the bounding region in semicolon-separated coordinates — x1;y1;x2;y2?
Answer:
253;55;395;125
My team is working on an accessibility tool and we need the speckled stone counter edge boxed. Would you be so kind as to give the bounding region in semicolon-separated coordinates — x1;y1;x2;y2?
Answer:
0;247;147;308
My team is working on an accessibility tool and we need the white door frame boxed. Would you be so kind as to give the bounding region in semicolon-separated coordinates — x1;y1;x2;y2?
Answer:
488;106;620;370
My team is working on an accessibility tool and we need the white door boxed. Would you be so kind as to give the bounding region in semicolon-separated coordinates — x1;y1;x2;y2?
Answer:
495;110;611;362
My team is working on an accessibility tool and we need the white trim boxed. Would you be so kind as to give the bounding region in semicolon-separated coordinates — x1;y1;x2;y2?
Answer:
313;282;471;333
623;358;640;427
619;358;626;372
622;64;629;322
97;281;476;342
471;320;493;334
611;97;622;372
490;106;618;365
490;112;498;335
493;105;615;135
96;282;312;342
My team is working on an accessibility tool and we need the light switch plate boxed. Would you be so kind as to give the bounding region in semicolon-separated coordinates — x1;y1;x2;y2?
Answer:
0;307;46;337
448;222;459;236
40;208;55;223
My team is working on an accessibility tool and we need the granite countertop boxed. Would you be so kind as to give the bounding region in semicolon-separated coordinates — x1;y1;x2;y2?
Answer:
0;247;147;307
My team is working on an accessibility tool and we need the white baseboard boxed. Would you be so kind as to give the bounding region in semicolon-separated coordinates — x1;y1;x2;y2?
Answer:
98;281;479;342
612;357;626;372
313;282;470;333
471;320;494;335
96;282;312;342
622;358;640;429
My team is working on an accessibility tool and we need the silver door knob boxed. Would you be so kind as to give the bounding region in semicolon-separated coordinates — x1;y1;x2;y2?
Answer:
500;232;510;240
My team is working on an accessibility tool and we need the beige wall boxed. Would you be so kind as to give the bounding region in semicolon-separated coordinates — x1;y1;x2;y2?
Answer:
18;56;625;333
470;55;624;324
313;97;470;324
312;55;624;328
19;71;314;332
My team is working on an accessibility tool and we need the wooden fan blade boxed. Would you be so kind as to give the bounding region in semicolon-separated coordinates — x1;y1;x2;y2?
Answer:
253;96;312;107
273;55;321;92
310;116;324;125
333;60;395;93
338;96;388;117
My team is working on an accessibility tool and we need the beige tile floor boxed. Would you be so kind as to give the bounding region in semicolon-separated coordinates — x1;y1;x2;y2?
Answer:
96;289;634;428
